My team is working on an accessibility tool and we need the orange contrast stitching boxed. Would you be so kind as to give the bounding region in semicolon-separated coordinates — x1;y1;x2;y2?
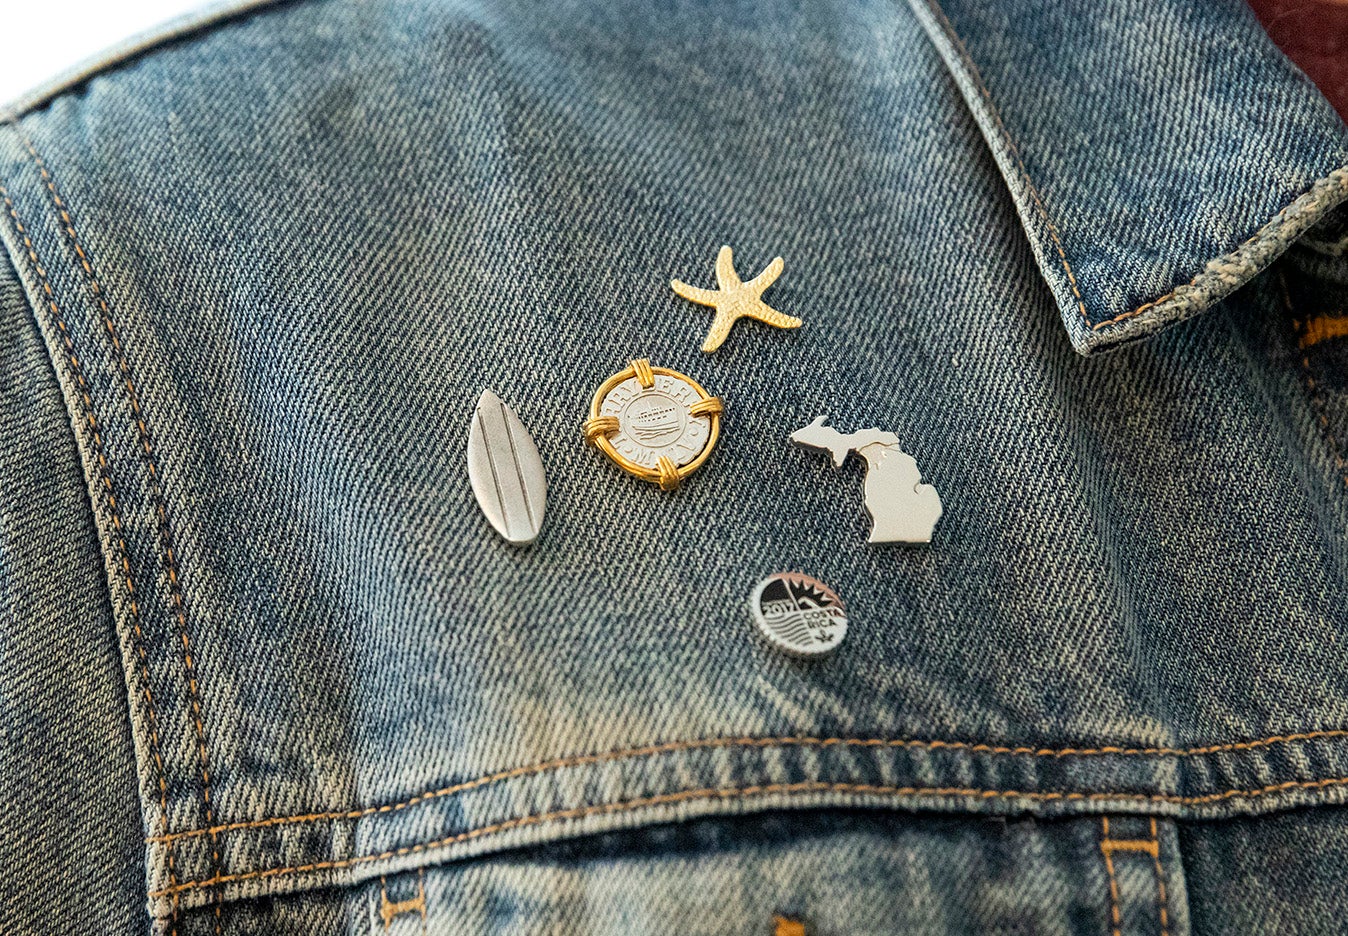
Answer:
1101;818;1171;936
378;869;427;929
419;868;427;934
379;876;389;931
1101;838;1159;857
774;917;807;936
1282;271;1348;491
1150;817;1171;936
1;185;180;933
146;727;1348;844
925;0;1089;326
18;133;226;930
1100;818;1123;936
419;868;427;933
1095;169;1348;331
1301;313;1348;349
147;775;1348;898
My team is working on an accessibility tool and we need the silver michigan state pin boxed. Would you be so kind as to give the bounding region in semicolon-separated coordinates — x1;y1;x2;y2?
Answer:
791;416;942;543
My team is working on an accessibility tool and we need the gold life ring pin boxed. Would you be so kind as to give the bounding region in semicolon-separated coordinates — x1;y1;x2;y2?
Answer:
583;359;723;491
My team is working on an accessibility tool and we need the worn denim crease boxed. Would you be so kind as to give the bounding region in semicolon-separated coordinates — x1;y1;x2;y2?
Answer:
0;183;181;929
912;0;1348;353
1097;167;1348;330
15;125;226;933
918;0;1091;327
145;727;1348;845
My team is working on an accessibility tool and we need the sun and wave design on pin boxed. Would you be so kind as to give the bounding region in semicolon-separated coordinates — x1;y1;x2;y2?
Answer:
751;572;848;659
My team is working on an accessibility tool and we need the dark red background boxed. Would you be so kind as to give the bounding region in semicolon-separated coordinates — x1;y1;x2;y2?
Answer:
1249;0;1348;121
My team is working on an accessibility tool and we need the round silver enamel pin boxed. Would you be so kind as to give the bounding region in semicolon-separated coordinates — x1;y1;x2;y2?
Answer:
750;573;848;659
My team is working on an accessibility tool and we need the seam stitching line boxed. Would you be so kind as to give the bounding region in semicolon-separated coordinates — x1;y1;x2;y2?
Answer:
18;131;225;933
925;0;1089;326
18;132;225;931
1100;818;1123;936
146;727;1348;844
148;775;1348;898
1150;817;1171;936
378;870;427;929
1101;168;1348;331
379;876;388;932
1101;819;1169;935
1;183;181;933
419;868;427;935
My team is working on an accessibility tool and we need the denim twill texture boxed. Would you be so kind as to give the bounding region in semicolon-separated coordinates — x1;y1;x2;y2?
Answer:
1;0;1347;933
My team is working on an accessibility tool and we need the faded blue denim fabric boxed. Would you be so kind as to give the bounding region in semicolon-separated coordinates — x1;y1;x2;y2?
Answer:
1;0;1347;933
0;251;146;931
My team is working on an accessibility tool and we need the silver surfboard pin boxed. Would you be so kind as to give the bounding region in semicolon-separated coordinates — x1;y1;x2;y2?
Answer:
467;389;547;546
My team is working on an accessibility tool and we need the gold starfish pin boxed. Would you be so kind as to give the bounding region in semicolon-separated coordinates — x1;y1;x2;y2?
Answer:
671;245;802;352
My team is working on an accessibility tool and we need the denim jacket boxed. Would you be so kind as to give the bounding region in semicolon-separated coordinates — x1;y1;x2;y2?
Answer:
2;0;1347;933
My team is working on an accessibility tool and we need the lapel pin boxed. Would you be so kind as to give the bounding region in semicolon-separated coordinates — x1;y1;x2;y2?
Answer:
751;572;848;659
672;245;802;352
583;358;723;491
467;389;547;546
791;416;942;543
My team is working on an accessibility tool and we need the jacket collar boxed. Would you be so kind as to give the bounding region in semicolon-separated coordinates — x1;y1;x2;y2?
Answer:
911;0;1348;354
